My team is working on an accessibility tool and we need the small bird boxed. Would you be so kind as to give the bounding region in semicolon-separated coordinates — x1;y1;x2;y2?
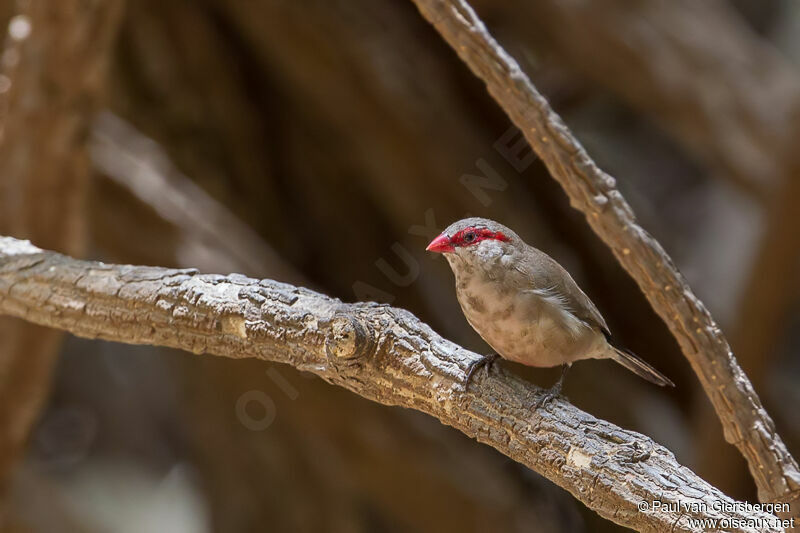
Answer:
426;217;673;405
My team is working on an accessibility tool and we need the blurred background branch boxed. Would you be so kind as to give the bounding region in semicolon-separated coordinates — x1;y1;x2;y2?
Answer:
471;0;800;200
0;1;123;528
89;112;304;284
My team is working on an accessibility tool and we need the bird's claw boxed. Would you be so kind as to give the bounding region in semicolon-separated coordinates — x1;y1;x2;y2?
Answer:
532;363;570;409
464;353;499;391
533;384;563;410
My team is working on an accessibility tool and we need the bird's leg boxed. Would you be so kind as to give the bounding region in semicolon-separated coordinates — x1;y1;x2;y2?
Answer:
534;363;571;409
464;352;499;391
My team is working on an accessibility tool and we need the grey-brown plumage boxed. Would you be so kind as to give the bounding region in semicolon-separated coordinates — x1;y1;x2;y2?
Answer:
427;217;673;395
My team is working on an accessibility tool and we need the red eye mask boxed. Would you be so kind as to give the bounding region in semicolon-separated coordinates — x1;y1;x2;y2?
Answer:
426;227;510;253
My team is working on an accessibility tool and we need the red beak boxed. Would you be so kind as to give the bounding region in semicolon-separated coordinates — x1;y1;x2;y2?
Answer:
426;233;455;253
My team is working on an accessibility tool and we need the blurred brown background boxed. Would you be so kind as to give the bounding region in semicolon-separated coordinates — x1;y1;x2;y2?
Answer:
1;0;800;531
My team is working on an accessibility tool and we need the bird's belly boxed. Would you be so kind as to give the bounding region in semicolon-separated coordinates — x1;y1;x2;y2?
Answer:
458;284;597;367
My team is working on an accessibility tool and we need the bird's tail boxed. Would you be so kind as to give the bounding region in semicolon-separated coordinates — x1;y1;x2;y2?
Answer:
609;346;674;387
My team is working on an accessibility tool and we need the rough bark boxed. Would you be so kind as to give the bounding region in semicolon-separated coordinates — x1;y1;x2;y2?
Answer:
407;0;800;511
0;0;123;518
0;237;787;532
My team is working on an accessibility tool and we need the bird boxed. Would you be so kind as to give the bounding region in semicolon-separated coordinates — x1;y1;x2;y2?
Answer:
426;217;673;405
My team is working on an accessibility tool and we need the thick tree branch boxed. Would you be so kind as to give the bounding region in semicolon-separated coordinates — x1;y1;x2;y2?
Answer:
86;116;573;532
0;237;787;532
408;0;800;510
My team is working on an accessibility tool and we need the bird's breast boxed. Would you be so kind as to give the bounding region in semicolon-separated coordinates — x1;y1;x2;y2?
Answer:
455;272;598;367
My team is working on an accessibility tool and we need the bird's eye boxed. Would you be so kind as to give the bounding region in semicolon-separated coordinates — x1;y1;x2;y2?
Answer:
464;232;476;243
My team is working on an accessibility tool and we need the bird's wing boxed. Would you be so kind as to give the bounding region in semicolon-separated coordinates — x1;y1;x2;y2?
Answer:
510;246;610;335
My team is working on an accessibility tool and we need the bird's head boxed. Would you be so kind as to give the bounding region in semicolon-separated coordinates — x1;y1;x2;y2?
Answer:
426;217;518;270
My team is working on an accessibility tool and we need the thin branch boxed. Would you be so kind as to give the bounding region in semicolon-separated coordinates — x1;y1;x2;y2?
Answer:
0;237;787;533
407;0;800;510
490;0;800;500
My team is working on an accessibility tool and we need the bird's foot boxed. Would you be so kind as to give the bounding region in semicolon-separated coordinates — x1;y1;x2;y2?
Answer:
464;352;499;392
532;363;571;410
533;382;564;409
